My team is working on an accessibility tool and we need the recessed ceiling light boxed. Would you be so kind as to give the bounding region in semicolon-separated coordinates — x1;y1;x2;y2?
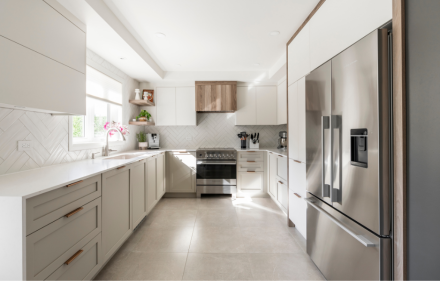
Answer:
155;32;166;38
253;63;260;67
270;31;280;36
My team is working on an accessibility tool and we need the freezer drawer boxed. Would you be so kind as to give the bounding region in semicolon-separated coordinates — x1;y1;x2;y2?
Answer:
306;196;390;280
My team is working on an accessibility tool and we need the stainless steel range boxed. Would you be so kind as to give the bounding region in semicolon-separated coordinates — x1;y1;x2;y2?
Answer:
196;148;237;199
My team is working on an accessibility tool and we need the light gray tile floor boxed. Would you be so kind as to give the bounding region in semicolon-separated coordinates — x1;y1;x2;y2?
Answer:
95;197;325;280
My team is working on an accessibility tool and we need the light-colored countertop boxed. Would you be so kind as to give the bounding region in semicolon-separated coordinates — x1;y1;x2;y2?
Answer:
0;147;283;198
237;147;288;157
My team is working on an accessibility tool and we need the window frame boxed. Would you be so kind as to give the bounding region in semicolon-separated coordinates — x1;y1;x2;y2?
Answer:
68;63;125;152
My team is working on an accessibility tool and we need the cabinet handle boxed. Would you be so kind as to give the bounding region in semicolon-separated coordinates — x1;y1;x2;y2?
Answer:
65;207;83;218
294;193;301;198
247;171;255;173
294;160;301;163
278;155;284;158
117;166;126;170
247;161;256;163
66;180;83;188
278;181;284;184
64;250;84;265
246;151;256;153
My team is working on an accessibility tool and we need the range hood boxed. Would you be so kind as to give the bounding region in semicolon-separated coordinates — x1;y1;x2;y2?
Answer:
195;81;237;112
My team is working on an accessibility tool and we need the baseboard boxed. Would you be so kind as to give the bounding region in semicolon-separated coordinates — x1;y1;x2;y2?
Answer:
164;192;196;198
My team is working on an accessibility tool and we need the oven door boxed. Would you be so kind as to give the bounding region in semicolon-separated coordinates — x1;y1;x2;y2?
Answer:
196;161;236;186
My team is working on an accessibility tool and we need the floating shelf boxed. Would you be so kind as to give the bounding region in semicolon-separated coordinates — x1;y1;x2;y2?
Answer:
129;99;155;106
129;121;155;126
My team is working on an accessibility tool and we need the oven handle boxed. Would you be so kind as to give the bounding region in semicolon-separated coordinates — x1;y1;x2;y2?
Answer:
197;161;237;165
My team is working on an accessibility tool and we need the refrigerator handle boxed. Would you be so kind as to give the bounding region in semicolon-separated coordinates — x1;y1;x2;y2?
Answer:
321;116;331;198
304;198;376;247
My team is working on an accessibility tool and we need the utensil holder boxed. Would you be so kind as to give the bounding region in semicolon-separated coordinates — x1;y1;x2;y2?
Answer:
249;142;259;149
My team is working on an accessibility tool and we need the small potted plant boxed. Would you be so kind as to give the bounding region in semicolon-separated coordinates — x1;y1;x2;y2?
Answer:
136;132;148;150
137;110;152;122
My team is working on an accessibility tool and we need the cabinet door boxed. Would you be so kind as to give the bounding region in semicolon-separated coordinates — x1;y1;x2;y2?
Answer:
146;156;157;213
168;152;194;193
224;84;237;111
276;155;288;181
289;189;306;238
131;160;146;229
238;172;264;193
277;179;288;211
309;0;392;70
102;166;132;262
156;87;176;125
277;80;287;124
269;153;278;199
235;86;256;125
176;87;196;125
289;159;306;196
196;84;205;111
288;82;298;160
156;153;165;199
297;77;306;163
256;86;277;125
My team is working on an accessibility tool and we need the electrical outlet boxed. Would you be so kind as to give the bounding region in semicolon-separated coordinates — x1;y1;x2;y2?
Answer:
186;137;193;141
18;141;32;151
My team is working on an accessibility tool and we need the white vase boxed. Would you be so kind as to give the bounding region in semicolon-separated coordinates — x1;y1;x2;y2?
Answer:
139;142;148;150
135;89;141;100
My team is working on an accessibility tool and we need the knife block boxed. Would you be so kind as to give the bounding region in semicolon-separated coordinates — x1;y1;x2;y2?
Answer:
249;142;259;149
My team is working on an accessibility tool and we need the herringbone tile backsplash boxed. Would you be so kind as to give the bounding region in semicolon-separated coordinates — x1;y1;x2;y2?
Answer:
145;113;287;149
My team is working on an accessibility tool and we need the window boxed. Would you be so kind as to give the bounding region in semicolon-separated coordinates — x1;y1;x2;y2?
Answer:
69;66;123;150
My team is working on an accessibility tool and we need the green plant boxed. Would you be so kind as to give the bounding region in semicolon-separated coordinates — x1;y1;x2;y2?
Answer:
138;110;151;120
136;132;147;142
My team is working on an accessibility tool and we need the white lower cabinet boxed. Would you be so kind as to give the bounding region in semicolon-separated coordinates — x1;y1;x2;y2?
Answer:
156;153;165;199
289;189;306;238
131;160;146;229
146;156;158;213
101;165;132;262
268;153;278;199
238;172;264;194
277;178;288;212
167;152;195;193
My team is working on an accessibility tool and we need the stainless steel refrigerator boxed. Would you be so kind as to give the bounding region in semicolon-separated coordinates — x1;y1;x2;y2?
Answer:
305;28;392;280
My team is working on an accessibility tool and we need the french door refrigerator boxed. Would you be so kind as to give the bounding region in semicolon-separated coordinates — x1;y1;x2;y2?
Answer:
305;28;392;280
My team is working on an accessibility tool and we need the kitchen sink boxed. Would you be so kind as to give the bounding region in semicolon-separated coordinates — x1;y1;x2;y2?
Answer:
104;153;148;160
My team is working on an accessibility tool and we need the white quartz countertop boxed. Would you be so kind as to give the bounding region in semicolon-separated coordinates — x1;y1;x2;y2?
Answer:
0;148;283;198
237;147;288;157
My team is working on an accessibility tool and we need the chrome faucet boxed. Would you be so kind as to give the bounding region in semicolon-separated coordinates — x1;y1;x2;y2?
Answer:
103;127;126;156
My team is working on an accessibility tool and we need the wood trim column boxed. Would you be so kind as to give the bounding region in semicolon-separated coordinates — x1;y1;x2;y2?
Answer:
392;0;407;279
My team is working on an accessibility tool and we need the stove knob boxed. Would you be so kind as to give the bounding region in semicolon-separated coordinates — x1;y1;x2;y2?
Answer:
209;154;213;157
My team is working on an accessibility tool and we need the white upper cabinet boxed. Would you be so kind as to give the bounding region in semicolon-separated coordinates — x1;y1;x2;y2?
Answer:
287;23;310;85
297;77;306;163
0;0;86;73
256;86;277;125
236;86;278;125
277;79;287;124
288;82;298;160
176;87;196;126
0;0;86;115
309;0;392;70
235;86;256;125
156;88;176;126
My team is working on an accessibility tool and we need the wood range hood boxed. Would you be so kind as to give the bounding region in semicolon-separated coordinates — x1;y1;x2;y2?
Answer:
195;81;237;112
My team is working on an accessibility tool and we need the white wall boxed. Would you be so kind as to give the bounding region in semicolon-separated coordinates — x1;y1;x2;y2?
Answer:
0;49;141;176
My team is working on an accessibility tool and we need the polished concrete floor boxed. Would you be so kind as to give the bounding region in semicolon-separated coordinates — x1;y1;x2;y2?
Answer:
94;197;325;280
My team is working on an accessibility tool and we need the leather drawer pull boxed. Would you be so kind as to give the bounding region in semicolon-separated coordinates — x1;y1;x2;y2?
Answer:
294;193;301;198
294;160;301;163
247;171;255;173
246;151;256;153
64;250;83;265
66;180;83;187
117;166;126;170
65;207;83;218
278;181;284;184
247;161;256;163
278;155;284;157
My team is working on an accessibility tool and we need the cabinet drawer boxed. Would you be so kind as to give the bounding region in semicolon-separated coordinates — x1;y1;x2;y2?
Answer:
237;161;264;172
46;233;102;281
238;151;264;162
238;172;264;192
277;178;288;211
26;175;101;235
276;155;288;181
26;198;101;280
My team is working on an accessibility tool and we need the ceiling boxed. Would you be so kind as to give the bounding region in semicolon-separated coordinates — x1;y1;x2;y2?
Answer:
58;0;320;82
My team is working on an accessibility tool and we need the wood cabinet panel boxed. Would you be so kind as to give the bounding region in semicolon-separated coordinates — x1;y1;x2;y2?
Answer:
195;81;237;112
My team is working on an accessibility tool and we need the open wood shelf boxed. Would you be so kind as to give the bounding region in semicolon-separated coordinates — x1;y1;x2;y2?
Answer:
129;121;155;126
129;99;155;106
